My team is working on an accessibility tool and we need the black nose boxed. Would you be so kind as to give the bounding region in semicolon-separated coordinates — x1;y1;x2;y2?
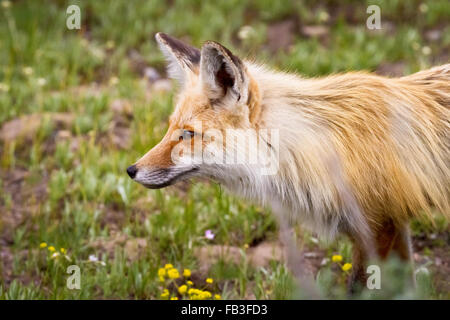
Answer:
126;165;138;179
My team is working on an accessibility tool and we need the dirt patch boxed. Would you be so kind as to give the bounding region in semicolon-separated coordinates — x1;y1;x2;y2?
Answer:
413;232;450;296
0;167;49;289
0;168;48;245
0;247;42;288
194;245;243;272
89;232;148;261
375;62;406;77
194;239;326;280
97;98;134;150
98;204;128;232
248;241;285;267
0;113;74;143
267;20;297;53
427;247;450;296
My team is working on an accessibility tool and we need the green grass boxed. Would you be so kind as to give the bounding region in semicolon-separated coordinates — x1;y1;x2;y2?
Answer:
0;0;448;300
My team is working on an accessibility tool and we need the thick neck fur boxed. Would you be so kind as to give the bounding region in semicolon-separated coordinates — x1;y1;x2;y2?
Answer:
212;64;363;239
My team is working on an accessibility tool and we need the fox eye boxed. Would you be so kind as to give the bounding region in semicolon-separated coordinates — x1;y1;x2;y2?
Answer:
180;130;195;141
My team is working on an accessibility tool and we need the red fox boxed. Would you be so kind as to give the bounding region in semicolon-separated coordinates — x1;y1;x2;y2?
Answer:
127;33;449;289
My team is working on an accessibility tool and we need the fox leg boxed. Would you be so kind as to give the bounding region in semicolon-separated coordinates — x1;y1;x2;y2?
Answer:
391;223;413;261
346;225;375;294
348;238;369;294
390;223;416;286
348;219;414;294
373;220;415;289
375;220;413;262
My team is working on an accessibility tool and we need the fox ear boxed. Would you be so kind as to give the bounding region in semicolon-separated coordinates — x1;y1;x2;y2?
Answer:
200;41;249;104
155;33;200;83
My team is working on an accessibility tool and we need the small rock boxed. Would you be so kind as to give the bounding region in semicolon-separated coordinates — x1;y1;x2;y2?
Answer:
152;79;173;92
301;25;329;38
381;21;396;33
111;126;131;149
238;25;256;41
320;258;330;266
425;29;441;42
56;130;72;141
304;252;319;258
144;67;161;83
309;237;319;244
128;49;148;76
110;99;132;116
435;257;442;266
267;20;296;52
414;253;421;262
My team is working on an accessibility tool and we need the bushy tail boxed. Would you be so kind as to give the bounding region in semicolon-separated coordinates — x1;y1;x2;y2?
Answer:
402;64;450;109
399;64;450;220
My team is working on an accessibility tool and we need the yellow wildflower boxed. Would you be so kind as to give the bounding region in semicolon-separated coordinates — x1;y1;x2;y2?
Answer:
167;268;180;279
48;246;55;252
159;276;165;282
178;285;187;295
201;291;212;299
192;291;208;300
164;263;173;269
214;294;221;300
187;280;193;286
332;255;343;263
342;263;352;272
39;242;47;249
170;296;179;300
60;248;66;254
206;278;213;284
183;268;191;277
158;268;166;277
188;288;200;296
160;289;169;299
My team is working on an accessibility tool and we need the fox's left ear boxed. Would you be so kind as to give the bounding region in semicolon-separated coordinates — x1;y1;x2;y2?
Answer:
155;33;200;83
200;41;249;104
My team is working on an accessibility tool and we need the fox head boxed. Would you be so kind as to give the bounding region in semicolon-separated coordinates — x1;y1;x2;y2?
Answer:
127;33;278;189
